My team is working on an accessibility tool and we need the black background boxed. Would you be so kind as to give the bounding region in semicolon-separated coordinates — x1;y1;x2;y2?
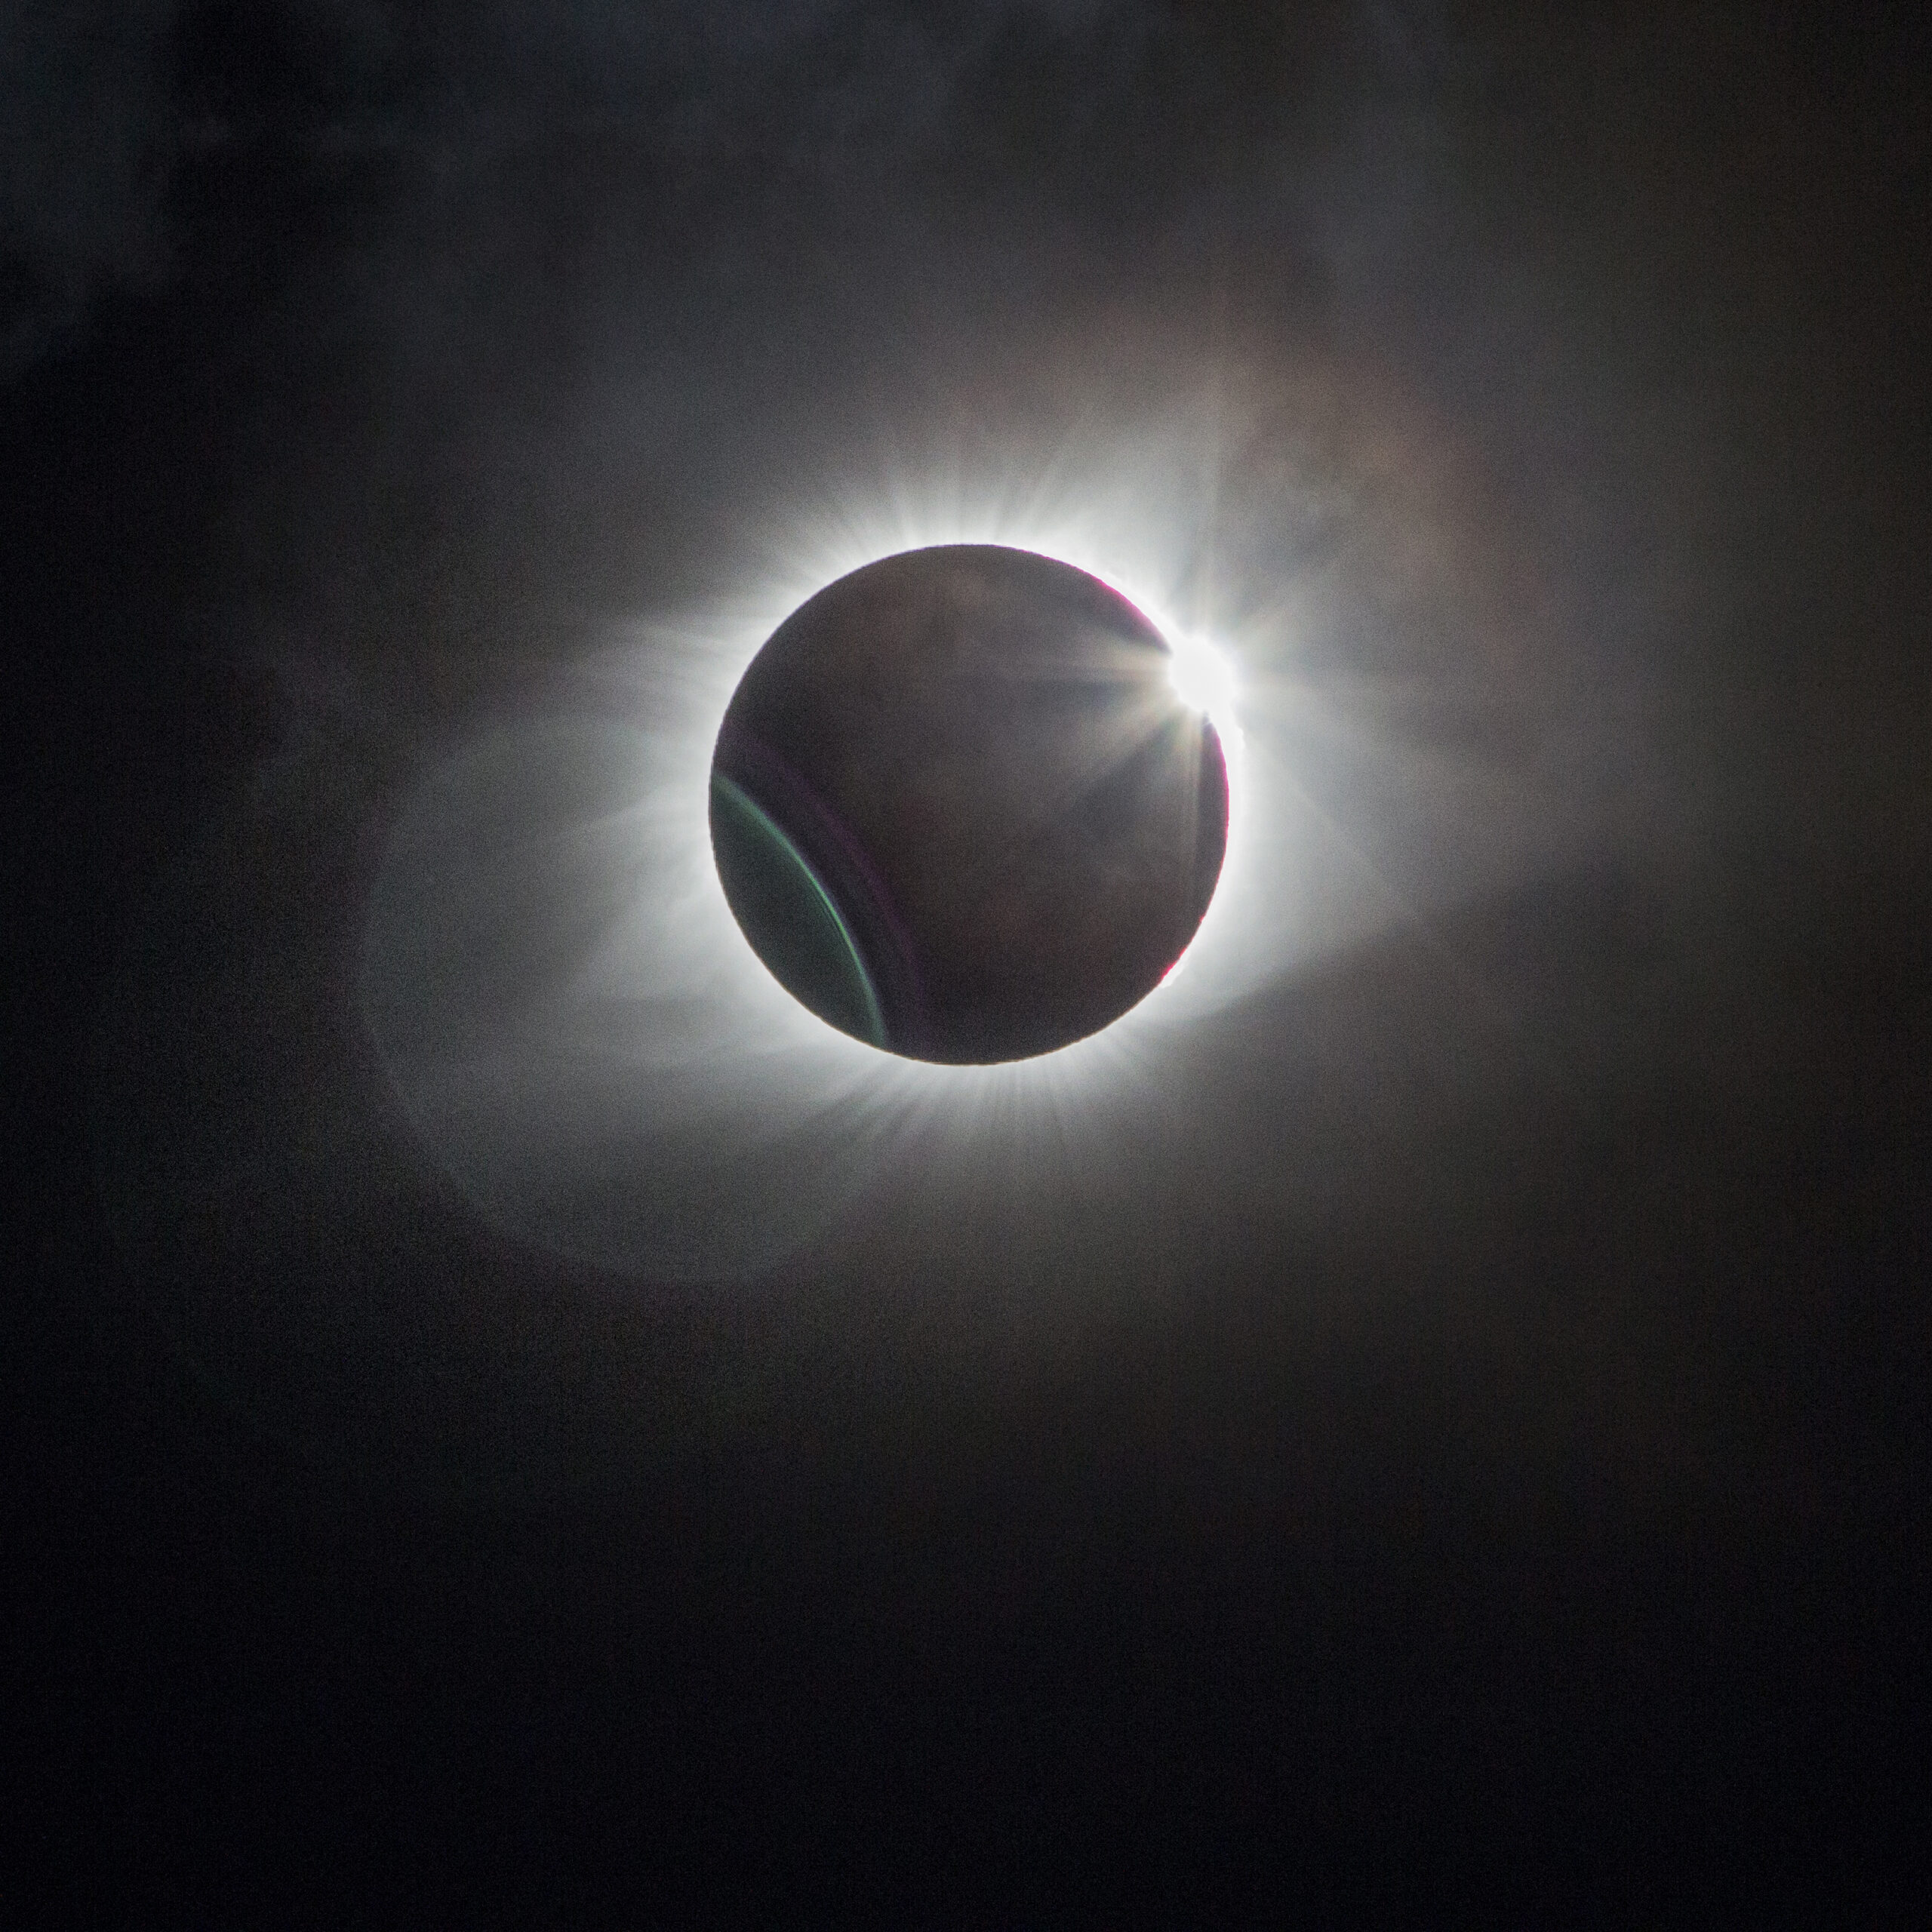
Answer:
6;3;1929;1921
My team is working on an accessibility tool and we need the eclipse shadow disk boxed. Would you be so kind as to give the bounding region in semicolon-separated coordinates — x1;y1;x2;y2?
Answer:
711;545;1230;1063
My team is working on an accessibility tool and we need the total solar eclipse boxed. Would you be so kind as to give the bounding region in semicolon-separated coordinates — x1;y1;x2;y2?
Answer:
709;545;1231;1063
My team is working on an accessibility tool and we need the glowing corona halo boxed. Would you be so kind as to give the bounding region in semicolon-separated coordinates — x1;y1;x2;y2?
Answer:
358;486;1268;1278
97;337;1589;1498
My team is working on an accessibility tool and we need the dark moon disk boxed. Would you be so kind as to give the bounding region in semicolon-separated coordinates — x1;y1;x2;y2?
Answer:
709;544;1229;1063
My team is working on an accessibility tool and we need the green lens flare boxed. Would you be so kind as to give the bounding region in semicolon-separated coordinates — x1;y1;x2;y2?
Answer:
709;772;888;1049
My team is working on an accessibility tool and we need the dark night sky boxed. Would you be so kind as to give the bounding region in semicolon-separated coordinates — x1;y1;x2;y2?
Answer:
6;2;1930;1921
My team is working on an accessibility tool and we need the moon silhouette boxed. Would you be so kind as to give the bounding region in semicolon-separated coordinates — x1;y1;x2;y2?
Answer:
710;544;1229;1063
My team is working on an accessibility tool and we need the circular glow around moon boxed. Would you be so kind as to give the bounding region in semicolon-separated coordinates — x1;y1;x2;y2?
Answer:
352;498;1278;1275
343;358;1594;1285
91;329;1602;1503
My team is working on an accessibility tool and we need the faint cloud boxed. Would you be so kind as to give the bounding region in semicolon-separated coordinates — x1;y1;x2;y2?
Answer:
0;0;182;379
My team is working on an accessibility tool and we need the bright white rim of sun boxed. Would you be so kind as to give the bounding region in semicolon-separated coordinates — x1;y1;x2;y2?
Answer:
1164;629;1239;729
